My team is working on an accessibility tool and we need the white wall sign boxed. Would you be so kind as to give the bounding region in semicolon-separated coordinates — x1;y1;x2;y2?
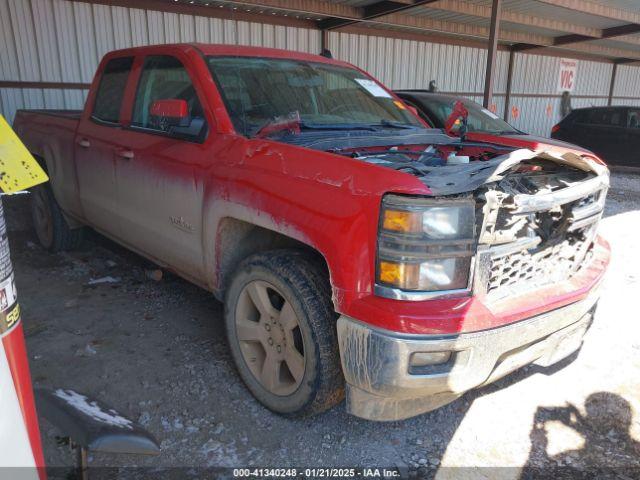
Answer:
558;58;578;92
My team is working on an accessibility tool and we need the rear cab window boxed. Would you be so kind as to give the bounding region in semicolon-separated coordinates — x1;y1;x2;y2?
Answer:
130;55;208;142
92;56;134;125
627;109;640;128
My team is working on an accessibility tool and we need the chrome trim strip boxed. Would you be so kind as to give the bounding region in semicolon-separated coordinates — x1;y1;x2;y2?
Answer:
374;284;471;301
510;176;609;214
485;236;541;259
572;199;605;221
568;213;602;232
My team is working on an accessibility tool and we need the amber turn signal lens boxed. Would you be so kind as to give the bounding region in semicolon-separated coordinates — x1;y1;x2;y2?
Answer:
379;261;403;285
382;209;421;233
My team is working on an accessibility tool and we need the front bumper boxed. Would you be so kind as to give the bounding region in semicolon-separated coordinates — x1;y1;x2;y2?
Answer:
337;291;599;421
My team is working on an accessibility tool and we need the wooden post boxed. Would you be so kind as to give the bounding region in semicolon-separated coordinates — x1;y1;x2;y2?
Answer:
483;0;502;108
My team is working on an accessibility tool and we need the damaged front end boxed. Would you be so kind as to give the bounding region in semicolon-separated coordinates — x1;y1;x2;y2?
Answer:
337;147;609;421
361;147;609;302
474;150;608;302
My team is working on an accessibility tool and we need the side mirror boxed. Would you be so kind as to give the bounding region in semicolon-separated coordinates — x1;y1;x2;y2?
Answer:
149;99;190;128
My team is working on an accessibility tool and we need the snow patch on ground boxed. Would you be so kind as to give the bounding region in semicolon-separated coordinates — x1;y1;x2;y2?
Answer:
54;389;133;430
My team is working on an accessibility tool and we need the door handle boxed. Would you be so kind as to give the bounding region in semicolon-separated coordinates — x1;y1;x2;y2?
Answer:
78;139;91;148
116;149;134;160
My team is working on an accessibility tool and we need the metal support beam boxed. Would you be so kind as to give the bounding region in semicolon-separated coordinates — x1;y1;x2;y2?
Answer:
503;48;515;121
552;23;640;47
321;29;329;53
608;62;618;106
483;0;501;108
603;23;640;38
533;0;640;25
514;22;640;53
318;0;438;30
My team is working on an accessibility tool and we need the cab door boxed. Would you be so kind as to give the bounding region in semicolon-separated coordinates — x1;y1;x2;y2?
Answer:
624;109;640;167
110;54;211;281
75;56;134;235
580;108;625;163
598;108;626;163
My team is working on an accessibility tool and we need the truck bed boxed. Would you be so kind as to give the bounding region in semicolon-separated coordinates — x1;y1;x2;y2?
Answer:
15;109;82;120
12;108;85;221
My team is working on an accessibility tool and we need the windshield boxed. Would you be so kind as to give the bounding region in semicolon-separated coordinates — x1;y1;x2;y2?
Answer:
207;56;424;137
425;97;519;134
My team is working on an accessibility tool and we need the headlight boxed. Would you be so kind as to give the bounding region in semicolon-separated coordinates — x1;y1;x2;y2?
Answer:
377;195;475;293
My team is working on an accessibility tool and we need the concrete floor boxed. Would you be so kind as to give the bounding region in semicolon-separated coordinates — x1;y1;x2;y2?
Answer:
4;172;640;478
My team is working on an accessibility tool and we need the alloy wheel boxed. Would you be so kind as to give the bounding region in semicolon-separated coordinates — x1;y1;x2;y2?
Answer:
234;280;306;396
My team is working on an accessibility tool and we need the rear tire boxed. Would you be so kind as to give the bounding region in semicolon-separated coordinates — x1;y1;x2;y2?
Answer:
224;249;344;416
31;184;84;252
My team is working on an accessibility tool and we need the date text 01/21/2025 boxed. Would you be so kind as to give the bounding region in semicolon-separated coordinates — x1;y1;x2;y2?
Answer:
232;468;401;478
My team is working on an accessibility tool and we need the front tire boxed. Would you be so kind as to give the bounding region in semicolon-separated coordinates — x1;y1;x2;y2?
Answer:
31;184;84;252
224;250;344;416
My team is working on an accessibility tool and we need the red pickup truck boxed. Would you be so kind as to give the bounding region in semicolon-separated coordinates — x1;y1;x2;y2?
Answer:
14;44;610;421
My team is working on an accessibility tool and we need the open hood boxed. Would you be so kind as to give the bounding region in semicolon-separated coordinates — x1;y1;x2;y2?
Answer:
412;148;608;196
355;147;608;196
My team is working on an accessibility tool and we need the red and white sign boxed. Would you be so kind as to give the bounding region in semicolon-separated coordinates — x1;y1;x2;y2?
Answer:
558;58;578;92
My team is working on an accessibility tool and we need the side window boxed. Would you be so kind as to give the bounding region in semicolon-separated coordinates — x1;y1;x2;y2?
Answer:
404;100;434;127
588;109;623;127
131;55;207;142
92;57;134;124
587;110;605;125
607;110;623;127
569;110;587;124
628;110;640;128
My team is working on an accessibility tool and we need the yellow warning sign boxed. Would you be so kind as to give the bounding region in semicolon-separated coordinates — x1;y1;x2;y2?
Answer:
0;115;48;193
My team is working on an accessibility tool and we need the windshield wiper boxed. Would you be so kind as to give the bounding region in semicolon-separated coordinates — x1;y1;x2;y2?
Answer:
298;123;378;131
370;119;418;129
255;117;383;138
495;130;522;135
254;117;419;138
255;114;302;138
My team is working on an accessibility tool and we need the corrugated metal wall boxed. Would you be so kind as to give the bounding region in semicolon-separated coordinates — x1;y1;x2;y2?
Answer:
612;64;640;106
328;31;508;129
328;31;509;94
2;0;640;136
0;0;320;122
327;33;626;136
506;54;612;135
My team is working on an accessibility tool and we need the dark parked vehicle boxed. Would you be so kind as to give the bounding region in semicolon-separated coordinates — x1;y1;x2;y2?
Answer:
551;106;639;167
396;91;594;158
